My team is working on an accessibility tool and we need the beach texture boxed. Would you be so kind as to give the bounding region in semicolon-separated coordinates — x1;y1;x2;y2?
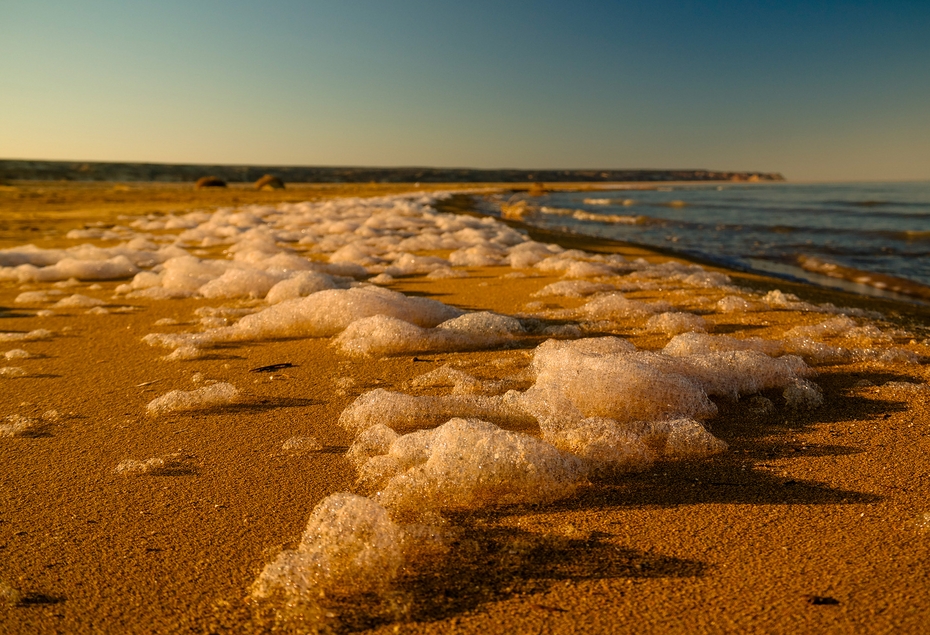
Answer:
2;182;930;634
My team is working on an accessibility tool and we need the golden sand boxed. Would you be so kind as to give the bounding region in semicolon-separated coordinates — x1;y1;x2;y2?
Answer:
1;183;930;634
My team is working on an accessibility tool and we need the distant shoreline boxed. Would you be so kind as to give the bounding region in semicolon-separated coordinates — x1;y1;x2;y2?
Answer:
0;159;784;184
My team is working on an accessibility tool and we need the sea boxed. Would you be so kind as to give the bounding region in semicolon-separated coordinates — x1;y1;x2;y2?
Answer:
489;181;930;303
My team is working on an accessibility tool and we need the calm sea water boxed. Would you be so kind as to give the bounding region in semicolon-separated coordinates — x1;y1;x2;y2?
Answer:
493;181;930;301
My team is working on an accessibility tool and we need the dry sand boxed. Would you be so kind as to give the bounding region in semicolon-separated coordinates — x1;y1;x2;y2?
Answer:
2;182;930;634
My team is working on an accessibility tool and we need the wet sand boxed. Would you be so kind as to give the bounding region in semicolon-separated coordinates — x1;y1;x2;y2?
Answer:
2;182;930;634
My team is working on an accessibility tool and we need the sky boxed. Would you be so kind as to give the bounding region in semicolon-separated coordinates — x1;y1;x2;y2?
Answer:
2;0;929;181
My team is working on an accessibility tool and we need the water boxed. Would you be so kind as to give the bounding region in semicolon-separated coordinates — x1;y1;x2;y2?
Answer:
494;181;930;302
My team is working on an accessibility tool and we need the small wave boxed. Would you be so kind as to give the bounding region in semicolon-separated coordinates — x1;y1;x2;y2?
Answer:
572;210;645;225
583;198;636;206
797;255;930;300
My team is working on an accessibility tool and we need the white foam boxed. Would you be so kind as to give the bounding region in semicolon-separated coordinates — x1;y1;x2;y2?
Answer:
663;333;783;357
716;295;755;312
145;382;239;415
0;580;22;605
543;418;652;474
338;389;533;434
533;280;616;298
0;414;37;436
346;424;400;467
3;349;31;360
0;329;53;342
163;345;204;361
646;418;729;459
14;290;61;303
265;271;346;304
250;493;404;601
282;436;324;453
783;379;824;410
521;337;811;429
425;267;467;279
198;267;283;299
645;312;707;335
374;418;585;515
521;346;717;429
0;367;27;378
334;310;524;357
581;293;670;320
114;457;166;475
52;294;105;308
784;316;857;340
507;241;563;268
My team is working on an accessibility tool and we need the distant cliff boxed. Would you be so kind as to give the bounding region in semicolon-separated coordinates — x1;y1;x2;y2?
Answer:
0;160;785;184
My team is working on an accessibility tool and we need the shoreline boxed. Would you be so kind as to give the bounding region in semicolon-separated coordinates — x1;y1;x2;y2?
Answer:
2;184;930;634
445;189;930;308
437;193;930;322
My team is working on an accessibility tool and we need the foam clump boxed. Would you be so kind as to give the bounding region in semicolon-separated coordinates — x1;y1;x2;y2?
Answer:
0;580;22;605
346;424;400;467
0;414;37;437
53;294;105;308
14;290;60;304
3;349;31;360
663;332;782;357
784;316;856;340
175;286;462;348
543;418;652;474
716;295;755;312
658;350;810;399
763;290;817;311
282;435;324;453
682;271;733;288
114;457;166;475
0;367;27;378
533;280;616;298
581;293;669;320
146;382;239;415
198;268;282;299
1;254;140;283
265;271;347;304
783;379;824;410
426;267;467;279
645;311;707;335
0;329;53;343
649;418;729;458
339;389;532;434
522;337;811;428
521;340;717;428
163;345;204;361
250;493;404;601
334;311;524;357
372;418;585;516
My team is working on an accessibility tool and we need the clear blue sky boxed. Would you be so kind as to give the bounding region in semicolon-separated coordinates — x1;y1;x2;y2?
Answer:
2;0;928;180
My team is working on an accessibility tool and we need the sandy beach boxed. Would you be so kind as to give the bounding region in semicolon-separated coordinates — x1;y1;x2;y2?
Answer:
2;182;930;634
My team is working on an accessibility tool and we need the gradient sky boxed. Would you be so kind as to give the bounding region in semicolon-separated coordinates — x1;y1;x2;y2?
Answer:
2;0;928;180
